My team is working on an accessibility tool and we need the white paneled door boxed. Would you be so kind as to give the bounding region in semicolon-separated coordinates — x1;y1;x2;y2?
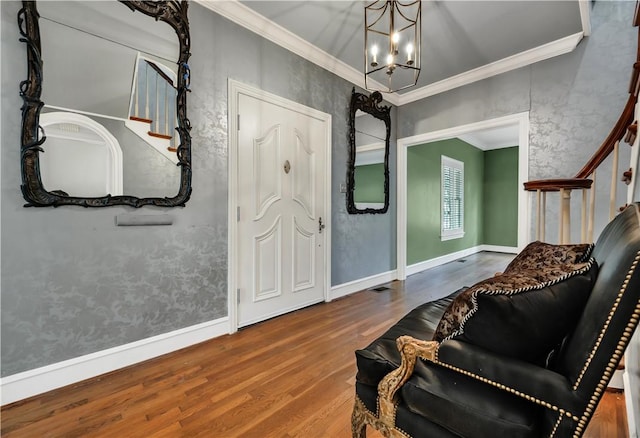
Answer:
235;89;328;328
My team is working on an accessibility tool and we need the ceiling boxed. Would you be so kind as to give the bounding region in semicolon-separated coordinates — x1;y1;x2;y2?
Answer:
199;1;588;148
458;124;520;150
202;1;588;106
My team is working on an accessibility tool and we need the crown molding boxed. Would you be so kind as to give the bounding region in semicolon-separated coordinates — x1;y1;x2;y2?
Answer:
196;0;401;106
197;1;583;108
397;31;584;105
457;132;518;151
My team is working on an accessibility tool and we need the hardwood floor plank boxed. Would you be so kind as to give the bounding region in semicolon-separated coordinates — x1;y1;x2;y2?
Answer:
0;252;628;437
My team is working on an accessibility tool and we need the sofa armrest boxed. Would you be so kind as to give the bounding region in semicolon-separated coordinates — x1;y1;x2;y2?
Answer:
437;339;584;415
377;335;438;424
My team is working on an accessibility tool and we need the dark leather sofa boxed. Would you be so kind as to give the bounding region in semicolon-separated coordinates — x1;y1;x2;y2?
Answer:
352;202;640;438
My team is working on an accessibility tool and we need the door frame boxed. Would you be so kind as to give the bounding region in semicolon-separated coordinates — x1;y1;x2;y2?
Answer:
396;112;531;280
227;79;332;333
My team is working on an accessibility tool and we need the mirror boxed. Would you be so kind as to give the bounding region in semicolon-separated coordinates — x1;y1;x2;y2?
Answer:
347;88;391;214
18;1;192;207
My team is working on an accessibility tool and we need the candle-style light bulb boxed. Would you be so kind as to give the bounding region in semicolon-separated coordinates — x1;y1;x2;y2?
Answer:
370;45;379;67
386;52;395;75
406;43;414;65
391;32;400;55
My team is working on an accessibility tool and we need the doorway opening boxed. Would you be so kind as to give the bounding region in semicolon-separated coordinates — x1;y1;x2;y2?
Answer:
396;112;530;280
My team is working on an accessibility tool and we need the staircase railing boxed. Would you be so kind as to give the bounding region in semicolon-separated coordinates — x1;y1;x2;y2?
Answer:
129;58;179;152
524;6;640;244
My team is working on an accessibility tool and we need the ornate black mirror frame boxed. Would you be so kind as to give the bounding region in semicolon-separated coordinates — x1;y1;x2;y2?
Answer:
347;88;391;214
17;0;192;207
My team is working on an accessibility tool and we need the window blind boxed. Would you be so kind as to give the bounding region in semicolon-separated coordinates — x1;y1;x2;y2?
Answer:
441;156;464;237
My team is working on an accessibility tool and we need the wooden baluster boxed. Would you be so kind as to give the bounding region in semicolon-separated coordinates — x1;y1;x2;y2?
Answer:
589;171;596;242
134;60;140;118
560;188;571;244
145;62;150;121
610;140;620;220
168;87;178;152
581;188;587;243
164;81;169;136
536;190;541;240
541;191;546;241
172;88;177;148
628;121;640;204
559;188;565;244
155;72;160;133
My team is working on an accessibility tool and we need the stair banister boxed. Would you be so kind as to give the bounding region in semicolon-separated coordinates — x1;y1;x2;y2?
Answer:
524;4;640;244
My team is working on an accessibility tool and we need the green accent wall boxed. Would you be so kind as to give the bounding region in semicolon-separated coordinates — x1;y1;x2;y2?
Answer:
354;163;385;203
407;139;519;266
407;138;484;265
483;147;519;247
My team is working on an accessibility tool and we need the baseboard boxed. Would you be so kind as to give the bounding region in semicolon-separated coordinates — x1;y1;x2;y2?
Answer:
624;369;638;438
405;246;519;278
0;317;229;406
479;245;519;254
608;367;625;390
406;246;483;277
330;269;398;300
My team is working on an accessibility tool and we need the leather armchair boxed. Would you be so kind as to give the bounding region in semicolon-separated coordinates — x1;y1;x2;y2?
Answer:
352;203;640;437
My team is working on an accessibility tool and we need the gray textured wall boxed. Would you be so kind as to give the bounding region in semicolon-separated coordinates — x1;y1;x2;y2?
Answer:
399;0;635;243
1;1;396;377
1;0;634;381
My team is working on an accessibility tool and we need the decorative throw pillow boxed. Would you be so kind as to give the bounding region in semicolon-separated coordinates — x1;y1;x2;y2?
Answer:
433;259;598;363
504;241;593;274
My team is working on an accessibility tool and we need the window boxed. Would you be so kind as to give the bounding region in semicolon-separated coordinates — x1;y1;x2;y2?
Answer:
441;156;464;241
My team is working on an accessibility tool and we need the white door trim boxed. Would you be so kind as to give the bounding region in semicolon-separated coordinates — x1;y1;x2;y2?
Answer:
396;112;530;280
39;111;124;196
227;79;332;333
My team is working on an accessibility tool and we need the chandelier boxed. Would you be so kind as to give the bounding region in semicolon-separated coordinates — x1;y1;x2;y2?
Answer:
364;0;421;93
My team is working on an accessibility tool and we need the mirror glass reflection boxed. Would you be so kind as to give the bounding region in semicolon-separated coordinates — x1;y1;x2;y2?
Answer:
354;111;386;210
347;89;390;214
36;1;181;199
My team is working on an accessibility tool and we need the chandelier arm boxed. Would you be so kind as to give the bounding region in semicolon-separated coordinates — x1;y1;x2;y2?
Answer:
366;5;390;29
368;28;392;37
394;22;416;33
368;65;388;75
365;1;390;12
395;0;421;7
396;3;420;23
395;64;420;70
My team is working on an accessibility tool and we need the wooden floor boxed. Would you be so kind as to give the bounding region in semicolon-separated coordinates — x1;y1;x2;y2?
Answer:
0;252;628;437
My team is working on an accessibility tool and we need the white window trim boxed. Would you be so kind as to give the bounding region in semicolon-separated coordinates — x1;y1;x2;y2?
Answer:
441;155;465;241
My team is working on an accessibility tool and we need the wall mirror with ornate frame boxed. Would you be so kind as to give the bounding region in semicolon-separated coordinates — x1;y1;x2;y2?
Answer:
18;0;192;207
347;88;390;214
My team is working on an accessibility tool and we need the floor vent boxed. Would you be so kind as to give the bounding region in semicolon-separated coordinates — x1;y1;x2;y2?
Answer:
457;259;467;263
371;286;391;292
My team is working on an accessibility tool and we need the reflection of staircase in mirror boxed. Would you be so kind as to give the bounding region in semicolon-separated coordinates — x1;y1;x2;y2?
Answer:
125;56;179;164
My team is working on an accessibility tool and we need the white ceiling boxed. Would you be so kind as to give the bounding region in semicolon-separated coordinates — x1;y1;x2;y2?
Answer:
200;1;589;106
459;124;521;150
198;1;589;147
